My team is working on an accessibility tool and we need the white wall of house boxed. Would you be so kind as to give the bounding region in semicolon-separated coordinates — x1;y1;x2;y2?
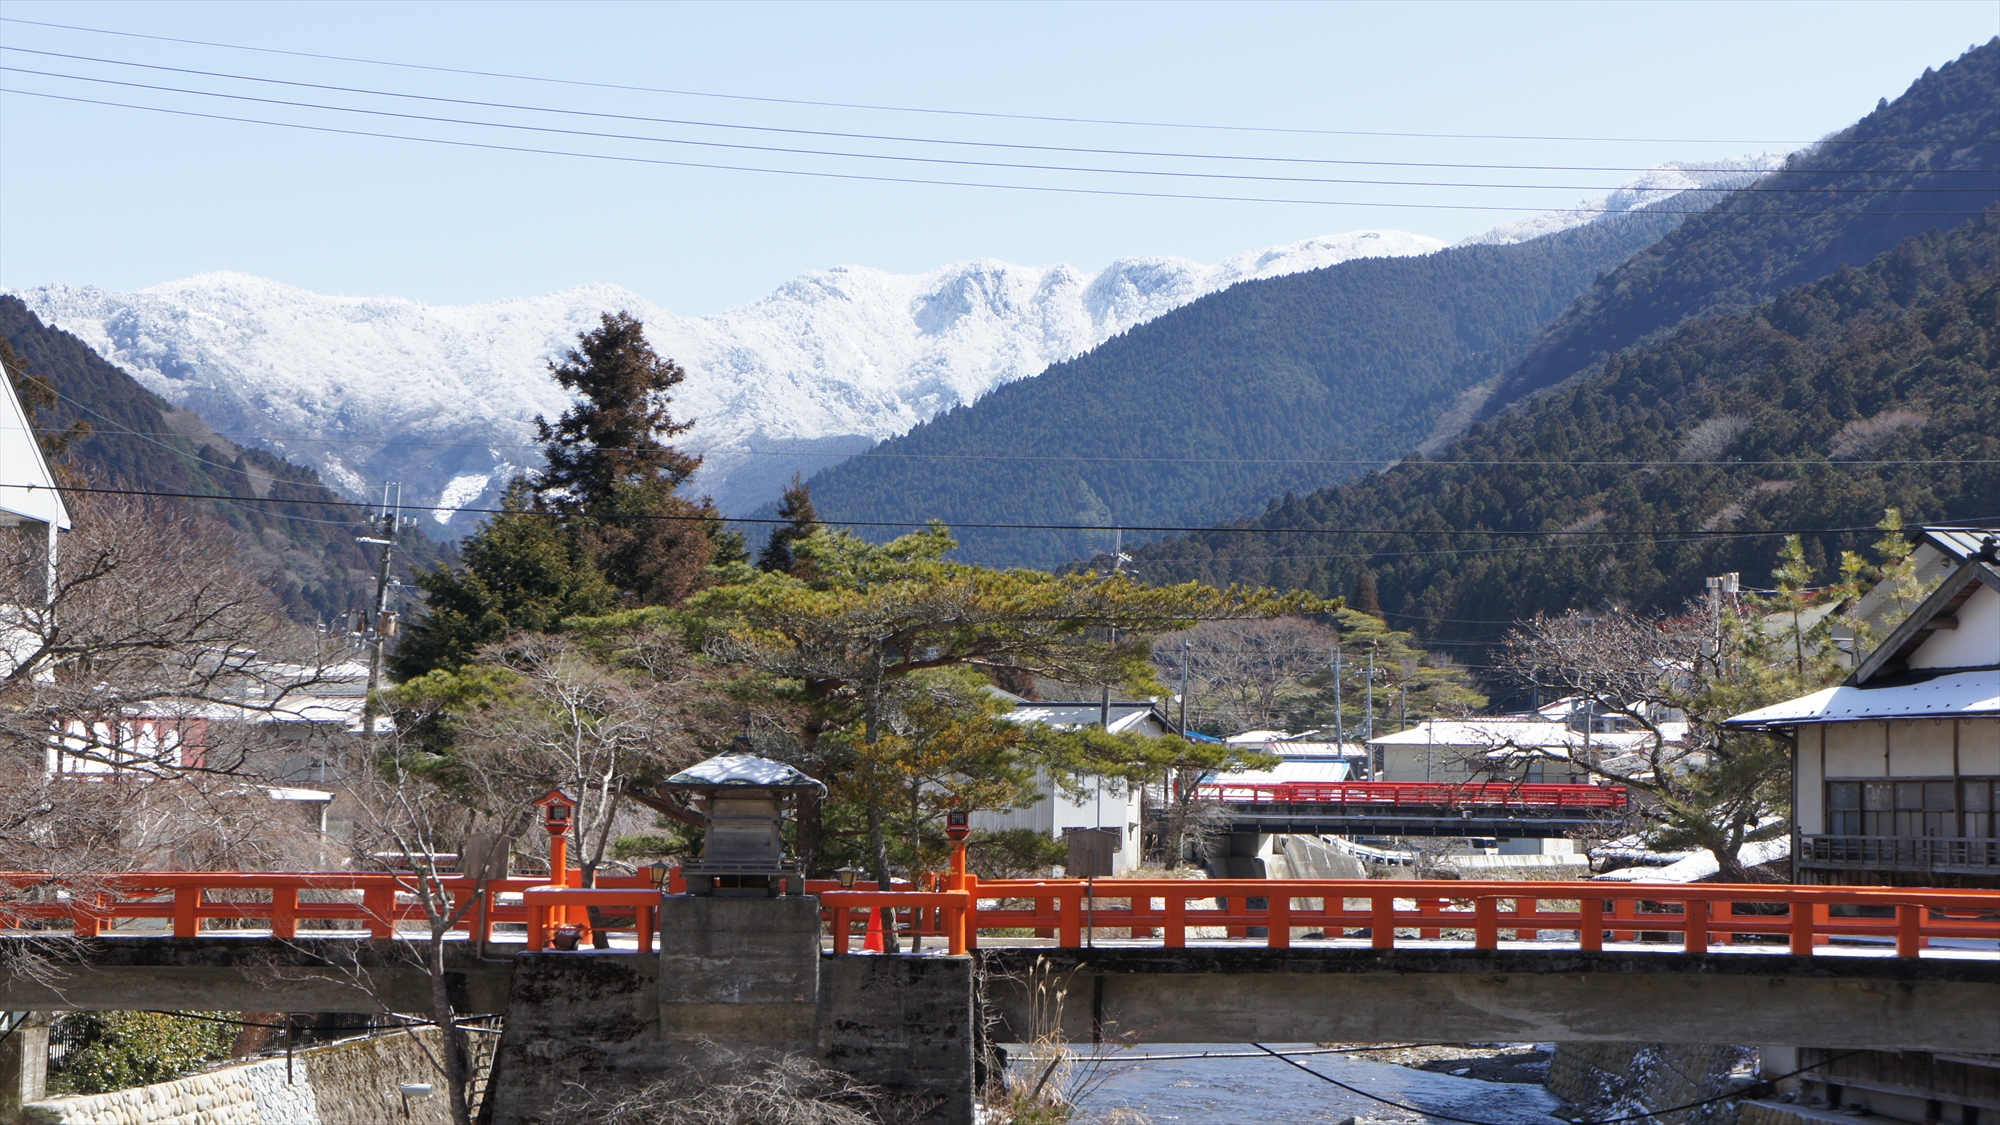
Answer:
969;769;1144;874
1796;717;2000;836
1911;584;2000;670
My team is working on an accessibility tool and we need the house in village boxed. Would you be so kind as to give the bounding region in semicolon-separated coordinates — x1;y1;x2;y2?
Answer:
1364;701;1685;786
1;370;68;676
1723;532;1999;1125
1727;525;2000;889
969;696;1180;876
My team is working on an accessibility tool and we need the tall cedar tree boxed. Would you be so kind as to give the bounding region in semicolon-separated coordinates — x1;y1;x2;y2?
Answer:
533;312;732;607
756;474;820;576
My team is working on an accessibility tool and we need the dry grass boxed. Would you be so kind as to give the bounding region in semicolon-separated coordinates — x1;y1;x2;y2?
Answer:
556;1050;886;1125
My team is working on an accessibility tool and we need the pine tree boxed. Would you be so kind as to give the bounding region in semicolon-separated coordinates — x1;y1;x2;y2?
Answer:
756;474;820;575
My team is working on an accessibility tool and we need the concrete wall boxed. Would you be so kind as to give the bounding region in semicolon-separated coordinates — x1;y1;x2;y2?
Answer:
1545;1041;1758;1125
980;948;2000;1053
483;942;975;1125
19;1027;478;1125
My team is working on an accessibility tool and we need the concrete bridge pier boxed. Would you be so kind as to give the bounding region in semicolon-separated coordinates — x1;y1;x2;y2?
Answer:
483;897;975;1125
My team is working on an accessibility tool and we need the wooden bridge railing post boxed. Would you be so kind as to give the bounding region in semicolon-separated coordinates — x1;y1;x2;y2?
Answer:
173;886;199;938
1474;897;1498;949
1371;892;1395;950
1684;898;1708;953
1164;893;1186;948
1058;888;1082;948
271;886;298;939
1896;903;1922;958
1267;894;1290;948
1580;898;1604;951
362;886;394;939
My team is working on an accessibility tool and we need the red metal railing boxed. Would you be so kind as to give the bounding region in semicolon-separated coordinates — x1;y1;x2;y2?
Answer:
1194;781;1628;810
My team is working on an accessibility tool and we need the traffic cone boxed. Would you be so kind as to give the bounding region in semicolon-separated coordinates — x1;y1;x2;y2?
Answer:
863;907;885;953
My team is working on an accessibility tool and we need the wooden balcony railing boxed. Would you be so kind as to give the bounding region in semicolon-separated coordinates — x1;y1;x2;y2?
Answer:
1801;835;1999;874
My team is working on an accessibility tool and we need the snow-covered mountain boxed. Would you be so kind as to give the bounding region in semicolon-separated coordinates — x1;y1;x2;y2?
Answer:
10;231;1445;529
1461;154;1787;246
7;157;1787;533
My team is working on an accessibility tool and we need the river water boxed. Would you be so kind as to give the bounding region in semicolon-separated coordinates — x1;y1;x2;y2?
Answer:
1003;1044;1568;1124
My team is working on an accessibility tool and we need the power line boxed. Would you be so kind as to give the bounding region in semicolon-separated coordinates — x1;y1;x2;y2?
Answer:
4;85;1991;218
4;15;1985;147
12;64;1989;199
11;45;1993;181
24;481;1985;543
28;429;1999;469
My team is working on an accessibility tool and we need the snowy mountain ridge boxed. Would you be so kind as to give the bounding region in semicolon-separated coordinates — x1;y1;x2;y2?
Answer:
12;231;1443;527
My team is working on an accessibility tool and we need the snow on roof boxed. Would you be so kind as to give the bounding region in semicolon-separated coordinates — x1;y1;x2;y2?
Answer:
664;753;825;792
1593;836;1791;883
1724;669;2000;728
1210;760;1357;786
1367;719;1683;752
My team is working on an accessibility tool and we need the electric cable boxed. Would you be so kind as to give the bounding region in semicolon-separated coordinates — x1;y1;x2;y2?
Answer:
14;45;1991;181
27;429;1999;468
12;64;1990;198
20;481;1995;543
4;15;1988;147
5;86;1989;218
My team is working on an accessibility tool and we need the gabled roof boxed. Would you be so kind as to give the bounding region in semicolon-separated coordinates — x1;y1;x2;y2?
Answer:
1851;536;2000;685
0;372;70;530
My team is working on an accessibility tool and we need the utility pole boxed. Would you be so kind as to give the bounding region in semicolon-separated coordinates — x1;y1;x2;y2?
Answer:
1332;645;1344;756
1099;528;1126;731
1178;636;1190;734
356;483;403;766
1363;645;1376;744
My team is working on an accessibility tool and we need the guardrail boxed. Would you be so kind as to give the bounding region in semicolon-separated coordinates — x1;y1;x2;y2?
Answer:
7;872;1996;960
954;877;2000;958
1193;781;1628;810
0;870;653;941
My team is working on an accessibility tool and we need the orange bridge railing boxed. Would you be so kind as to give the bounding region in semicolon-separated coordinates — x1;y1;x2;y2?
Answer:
5;872;1997;960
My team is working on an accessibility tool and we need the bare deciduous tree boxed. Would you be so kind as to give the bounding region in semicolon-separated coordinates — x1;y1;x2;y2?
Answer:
1152;617;1335;734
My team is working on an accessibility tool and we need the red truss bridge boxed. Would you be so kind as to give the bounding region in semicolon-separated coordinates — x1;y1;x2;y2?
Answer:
1183;780;1630;837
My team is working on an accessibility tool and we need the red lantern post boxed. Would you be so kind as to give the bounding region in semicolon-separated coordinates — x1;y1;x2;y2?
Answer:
533;789;578;888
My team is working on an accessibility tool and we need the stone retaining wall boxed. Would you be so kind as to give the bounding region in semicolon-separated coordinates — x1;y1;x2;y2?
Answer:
21;1027;489;1125
1546;1041;1760;1125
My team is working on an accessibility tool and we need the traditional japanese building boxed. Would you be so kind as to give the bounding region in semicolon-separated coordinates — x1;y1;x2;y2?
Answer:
1727;526;2000;888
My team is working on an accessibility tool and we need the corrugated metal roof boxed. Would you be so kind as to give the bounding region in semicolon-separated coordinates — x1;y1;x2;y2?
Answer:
1921;526;2000;562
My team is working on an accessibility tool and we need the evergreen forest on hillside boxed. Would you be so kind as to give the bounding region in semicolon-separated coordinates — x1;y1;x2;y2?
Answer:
803;40;1998;579
1481;37;2000;415
1131;209;2000;659
1;295;437;622
803;206;1697;569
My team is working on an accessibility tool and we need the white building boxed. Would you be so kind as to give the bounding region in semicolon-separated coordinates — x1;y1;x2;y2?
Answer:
1;371;69;678
1365;704;1685;785
969;698;1178;876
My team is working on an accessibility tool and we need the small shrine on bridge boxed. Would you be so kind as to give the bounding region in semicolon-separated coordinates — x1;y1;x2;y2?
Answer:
661;752;823;897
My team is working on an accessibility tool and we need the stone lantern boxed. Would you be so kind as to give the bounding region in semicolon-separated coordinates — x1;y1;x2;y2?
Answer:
662;753;823;896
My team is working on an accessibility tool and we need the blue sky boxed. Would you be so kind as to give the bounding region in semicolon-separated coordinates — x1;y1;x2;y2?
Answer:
2;0;1994;315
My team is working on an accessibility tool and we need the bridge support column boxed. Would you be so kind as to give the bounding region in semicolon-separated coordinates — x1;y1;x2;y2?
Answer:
0;1014;48;1125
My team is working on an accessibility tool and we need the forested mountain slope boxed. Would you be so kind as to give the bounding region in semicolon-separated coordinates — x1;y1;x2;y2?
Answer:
1;296;435;622
1129;209;2000;655
1478;38;2000;418
804;204;1713;569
